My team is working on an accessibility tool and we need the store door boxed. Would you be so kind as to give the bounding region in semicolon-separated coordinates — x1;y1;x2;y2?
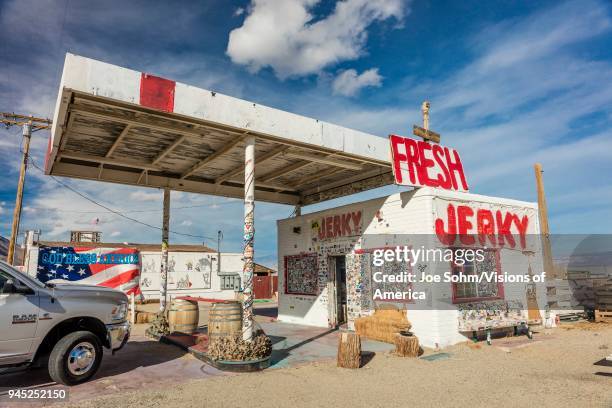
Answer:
253;275;272;299
330;256;347;327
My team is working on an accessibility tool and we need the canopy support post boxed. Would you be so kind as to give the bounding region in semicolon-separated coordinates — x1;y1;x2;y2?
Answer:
160;188;170;312
242;136;255;341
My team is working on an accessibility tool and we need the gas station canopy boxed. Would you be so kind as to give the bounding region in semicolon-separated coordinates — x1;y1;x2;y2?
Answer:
47;54;393;206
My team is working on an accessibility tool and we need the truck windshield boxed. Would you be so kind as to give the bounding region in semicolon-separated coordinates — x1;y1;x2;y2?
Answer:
0;261;46;289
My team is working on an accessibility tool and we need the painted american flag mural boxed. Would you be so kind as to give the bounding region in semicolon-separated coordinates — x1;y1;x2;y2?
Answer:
37;246;141;295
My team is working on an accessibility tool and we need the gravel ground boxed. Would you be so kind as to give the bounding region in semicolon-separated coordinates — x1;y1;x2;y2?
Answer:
63;323;612;408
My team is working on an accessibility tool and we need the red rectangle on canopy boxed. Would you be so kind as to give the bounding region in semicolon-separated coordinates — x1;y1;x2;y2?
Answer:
140;73;175;112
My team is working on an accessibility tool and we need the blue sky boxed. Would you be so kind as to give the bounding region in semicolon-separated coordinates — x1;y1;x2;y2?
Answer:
0;0;611;268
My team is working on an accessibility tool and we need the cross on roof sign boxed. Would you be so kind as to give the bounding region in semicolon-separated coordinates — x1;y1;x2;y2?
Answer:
412;101;441;143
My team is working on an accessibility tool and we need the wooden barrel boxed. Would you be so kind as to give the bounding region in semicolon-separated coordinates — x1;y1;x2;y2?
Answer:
209;301;242;342
168;299;199;334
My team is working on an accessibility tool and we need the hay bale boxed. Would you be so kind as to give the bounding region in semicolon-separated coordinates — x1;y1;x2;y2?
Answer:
355;309;411;344
394;333;419;357
337;332;361;369
135;311;156;324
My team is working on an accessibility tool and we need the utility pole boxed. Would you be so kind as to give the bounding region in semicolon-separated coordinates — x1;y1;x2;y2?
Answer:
217;230;223;274
534;163;554;279
1;113;52;265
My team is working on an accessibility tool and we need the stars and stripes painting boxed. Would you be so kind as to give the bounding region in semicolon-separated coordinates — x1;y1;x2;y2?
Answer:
37;246;141;295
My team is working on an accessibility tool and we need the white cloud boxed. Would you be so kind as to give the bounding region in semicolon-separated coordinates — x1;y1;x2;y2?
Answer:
180;220;193;227
234;7;245;17
129;190;162;202
110;231;121;237
332;68;382;96
226;0;406;78
291;0;612;233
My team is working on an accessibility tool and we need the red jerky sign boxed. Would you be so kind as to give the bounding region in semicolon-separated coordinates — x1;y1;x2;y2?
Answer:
315;211;362;240
435;203;530;249
389;134;469;192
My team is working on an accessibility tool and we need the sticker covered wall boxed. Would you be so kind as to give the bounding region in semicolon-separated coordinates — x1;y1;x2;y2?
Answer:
285;253;318;295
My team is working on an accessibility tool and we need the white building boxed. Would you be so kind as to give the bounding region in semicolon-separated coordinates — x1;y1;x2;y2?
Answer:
277;187;547;348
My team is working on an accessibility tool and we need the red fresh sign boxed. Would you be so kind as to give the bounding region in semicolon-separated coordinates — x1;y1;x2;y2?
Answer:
389;134;469;192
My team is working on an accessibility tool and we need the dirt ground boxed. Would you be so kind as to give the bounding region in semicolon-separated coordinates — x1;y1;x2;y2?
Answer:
62;323;612;408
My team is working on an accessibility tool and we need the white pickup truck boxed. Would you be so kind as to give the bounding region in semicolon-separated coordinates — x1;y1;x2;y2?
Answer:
0;260;130;385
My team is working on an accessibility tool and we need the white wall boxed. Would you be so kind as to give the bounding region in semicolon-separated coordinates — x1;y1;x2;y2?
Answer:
23;245;244;301
139;251;243;300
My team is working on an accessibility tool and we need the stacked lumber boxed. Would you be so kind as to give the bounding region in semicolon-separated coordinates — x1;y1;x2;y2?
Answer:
337;332;361;369
595;282;612;323
546;279;585;319
355;308;411;344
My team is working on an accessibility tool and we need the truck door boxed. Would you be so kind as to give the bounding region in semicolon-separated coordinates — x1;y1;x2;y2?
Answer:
0;269;39;364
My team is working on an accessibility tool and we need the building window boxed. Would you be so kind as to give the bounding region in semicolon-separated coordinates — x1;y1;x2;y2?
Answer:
451;248;504;303
220;274;241;290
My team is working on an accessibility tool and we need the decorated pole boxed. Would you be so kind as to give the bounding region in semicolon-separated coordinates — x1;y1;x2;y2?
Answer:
242;135;255;341
160;188;171;312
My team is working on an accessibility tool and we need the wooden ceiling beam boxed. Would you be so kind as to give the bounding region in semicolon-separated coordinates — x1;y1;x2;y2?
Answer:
301;171;394;205
105;124;131;158
259;160;312;183
225;178;298;192
52;161;301;205
152;135;187;165
215;144;289;185
180;135;245;179
71;106;207;139
301;168;390;197
289;167;345;189
282;151;363;171
59;113;76;151
60;151;160;171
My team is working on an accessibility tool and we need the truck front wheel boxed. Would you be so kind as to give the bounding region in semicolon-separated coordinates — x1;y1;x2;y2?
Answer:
48;331;103;385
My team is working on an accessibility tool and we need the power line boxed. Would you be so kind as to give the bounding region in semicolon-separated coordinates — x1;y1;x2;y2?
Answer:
23;201;241;214
27;159;218;241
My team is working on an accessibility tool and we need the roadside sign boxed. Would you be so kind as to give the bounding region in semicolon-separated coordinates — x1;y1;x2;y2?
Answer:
389;134;469;192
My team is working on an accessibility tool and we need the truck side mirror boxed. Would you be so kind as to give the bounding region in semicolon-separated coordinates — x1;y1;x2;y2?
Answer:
4;279;16;294
4;279;33;295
